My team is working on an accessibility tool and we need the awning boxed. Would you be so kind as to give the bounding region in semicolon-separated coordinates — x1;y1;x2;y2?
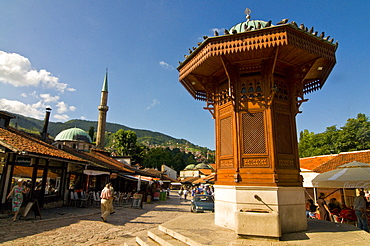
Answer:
312;161;370;188
122;175;163;185
123;175;151;182
83;170;110;176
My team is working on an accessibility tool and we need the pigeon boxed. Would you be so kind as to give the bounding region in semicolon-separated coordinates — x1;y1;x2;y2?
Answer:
335;41;339;46
246;25;253;31
276;18;288;25
232;29;237;34
291;21;298;27
265;20;272;27
224;29;230;35
308;27;314;34
299;23;305;30
329;38;334;43
188;48;193;54
197;42;202;46
323;36;330;41
244;23;248;31
214;30;219;36
256;22;262;29
313;31;318;36
184;55;189;58
319;32;325;38
203;36;208;40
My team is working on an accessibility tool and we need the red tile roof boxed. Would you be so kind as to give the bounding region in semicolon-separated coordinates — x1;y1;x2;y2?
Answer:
142;168;178;182
61;145;134;173
198;169;213;175
313;150;370;173
193;174;216;184
0;127;86;163
299;150;370;173
300;154;337;171
180;176;200;183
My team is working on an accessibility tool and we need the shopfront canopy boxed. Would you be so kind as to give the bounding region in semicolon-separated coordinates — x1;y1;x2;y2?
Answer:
83;170;110;176
312;161;370;189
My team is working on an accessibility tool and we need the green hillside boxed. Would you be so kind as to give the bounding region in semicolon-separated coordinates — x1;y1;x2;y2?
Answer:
8;113;208;150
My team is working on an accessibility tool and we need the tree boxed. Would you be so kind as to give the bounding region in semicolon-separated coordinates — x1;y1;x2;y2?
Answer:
299;113;370;157
88;126;94;142
141;147;197;173
109;129;138;156
339;113;370;152
142;147;172;170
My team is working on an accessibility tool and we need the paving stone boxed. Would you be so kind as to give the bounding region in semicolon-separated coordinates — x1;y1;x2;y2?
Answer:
0;192;190;245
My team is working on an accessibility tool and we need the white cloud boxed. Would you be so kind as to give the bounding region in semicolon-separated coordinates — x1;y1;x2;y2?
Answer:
40;94;60;103
0;51;78;122
146;99;160;110
0;50;75;92
0;98;44;119
56;101;75;114
159;61;174;70
80;116;86;120
53;114;70;121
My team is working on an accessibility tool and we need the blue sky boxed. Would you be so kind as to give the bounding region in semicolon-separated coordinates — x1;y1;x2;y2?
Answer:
0;1;369;150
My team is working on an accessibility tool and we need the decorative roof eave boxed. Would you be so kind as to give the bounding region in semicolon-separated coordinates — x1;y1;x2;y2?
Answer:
0;139;88;165
61;145;135;173
0;127;87;163
0;139;20;153
178;24;336;83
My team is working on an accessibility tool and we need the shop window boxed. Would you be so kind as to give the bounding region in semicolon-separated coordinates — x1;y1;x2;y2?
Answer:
45;168;62;196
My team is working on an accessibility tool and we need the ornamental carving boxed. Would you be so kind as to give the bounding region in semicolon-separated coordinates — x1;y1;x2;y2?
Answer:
242;158;268;167
219;159;234;168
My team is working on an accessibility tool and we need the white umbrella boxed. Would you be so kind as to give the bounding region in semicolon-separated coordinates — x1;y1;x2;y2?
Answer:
312;161;370;189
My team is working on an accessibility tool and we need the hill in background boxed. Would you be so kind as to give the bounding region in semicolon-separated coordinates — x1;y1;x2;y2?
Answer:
8;112;211;152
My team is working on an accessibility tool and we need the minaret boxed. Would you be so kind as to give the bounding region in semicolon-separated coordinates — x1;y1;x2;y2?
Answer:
96;69;109;149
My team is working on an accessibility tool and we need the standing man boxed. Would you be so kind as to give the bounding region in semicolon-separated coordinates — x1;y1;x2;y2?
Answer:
100;183;113;222
354;190;369;232
108;183;115;214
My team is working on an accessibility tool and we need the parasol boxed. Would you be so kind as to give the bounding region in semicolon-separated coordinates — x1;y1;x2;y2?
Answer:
312;161;370;189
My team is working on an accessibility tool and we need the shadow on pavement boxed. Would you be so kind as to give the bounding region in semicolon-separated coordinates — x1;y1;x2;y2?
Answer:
0;193;190;244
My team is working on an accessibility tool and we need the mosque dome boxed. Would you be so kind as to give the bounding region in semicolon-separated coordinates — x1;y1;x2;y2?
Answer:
55;127;92;143
195;163;211;169
184;164;196;170
229;19;271;34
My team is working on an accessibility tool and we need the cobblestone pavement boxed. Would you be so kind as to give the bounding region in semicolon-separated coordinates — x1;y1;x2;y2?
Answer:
0;192;190;245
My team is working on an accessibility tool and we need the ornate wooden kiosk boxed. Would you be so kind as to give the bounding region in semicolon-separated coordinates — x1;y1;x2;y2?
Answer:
178;11;337;237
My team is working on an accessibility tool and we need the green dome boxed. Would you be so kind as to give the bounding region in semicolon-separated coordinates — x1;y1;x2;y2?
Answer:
184;164;196;170
229;20;271;34
195;163;211;169
55;127;92;143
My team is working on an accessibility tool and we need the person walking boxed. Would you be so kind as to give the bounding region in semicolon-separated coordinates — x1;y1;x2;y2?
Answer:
6;179;28;222
178;187;184;200
317;193;331;221
100;183;113;222
354;190;369;232
108;183;115;215
183;189;188;200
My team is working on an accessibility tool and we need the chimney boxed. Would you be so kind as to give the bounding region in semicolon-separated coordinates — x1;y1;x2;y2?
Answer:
41;108;52;141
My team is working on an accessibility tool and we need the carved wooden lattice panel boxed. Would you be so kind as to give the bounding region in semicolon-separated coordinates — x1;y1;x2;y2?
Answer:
242;112;266;154
276;113;293;154
220;116;233;156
